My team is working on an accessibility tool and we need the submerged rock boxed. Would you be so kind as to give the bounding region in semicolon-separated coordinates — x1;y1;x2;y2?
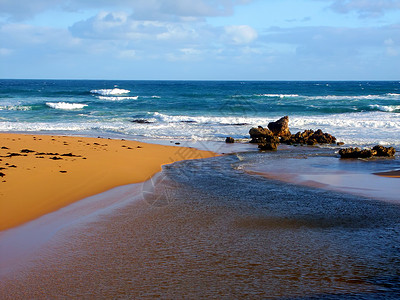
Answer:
225;137;235;143
339;146;396;159
267;116;291;137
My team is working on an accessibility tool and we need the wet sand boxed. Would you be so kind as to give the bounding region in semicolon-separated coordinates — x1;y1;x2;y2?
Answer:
374;170;400;178
0;133;216;230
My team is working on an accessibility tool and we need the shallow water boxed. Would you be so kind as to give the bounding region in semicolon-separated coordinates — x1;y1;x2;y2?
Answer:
1;152;400;299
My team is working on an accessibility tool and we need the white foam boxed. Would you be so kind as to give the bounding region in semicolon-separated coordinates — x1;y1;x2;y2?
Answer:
46;102;88;110
255;94;400;101
369;104;400;112
0;105;31;111
97;96;138;101
90;88;130;96
1;111;399;147
255;94;299;98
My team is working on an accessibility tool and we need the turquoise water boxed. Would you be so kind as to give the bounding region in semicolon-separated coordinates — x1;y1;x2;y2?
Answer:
1;80;399;145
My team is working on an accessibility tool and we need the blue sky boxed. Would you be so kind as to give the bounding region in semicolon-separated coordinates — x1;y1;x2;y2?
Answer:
0;0;399;80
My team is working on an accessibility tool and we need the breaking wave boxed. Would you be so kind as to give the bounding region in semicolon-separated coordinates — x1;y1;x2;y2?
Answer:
97;96;139;101
369;104;400;112
90;88;130;96
46;102;88;110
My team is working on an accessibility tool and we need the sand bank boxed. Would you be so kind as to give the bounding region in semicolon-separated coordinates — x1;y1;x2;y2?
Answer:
0;133;216;230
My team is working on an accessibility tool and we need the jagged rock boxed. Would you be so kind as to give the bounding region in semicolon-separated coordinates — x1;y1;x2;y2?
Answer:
258;136;280;151
268;116;291;137
225;137;235;143
339;147;377;158
339;145;395;158
372;145;396;157
249;126;273;143
281;129;336;145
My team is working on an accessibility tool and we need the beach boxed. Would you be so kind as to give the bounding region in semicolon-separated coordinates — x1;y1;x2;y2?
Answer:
1;80;400;298
1;146;400;298
0;133;216;230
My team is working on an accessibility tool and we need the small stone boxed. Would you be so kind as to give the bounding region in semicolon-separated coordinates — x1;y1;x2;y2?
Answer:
225;137;235;143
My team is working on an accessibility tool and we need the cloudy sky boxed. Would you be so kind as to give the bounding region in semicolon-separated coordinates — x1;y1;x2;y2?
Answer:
1;0;399;80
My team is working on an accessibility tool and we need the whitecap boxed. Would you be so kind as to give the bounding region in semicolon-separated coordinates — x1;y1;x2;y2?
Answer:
97;96;139;101
255;94;299;98
90;88;130;96
46;102;88;110
369;104;400;112
0;105;32;111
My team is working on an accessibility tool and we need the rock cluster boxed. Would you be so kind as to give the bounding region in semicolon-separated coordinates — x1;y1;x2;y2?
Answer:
249;116;337;151
281;129;336;145
339;145;396;158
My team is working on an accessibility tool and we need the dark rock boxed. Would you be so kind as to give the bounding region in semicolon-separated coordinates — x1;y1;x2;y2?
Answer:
268;116;291;137
258;142;278;151
337;142;345;146
225;137;235;143
339;146;388;159
50;156;63;160
249;126;274;143
20;149;35;153
0;172;5;177
61;153;82;157
281;129;336;145
339;145;396;159
1;146;9;149
36;152;59;156
131;119;152;124
258;135;280;151
372;145;396;157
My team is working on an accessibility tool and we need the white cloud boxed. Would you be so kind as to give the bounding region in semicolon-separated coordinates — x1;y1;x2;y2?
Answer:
69;12;202;43
224;25;258;44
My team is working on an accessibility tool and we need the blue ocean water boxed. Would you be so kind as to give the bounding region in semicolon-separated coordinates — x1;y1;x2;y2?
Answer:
1;80;399;146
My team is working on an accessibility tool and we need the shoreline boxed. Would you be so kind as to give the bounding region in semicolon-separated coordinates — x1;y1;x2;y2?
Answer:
0;133;217;231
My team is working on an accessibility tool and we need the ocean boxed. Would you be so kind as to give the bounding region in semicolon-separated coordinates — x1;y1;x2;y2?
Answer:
1;80;400;298
1;80;399;146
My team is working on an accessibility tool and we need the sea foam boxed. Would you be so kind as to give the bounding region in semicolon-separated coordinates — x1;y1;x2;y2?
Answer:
97;96;139;101
90;88;130;96
46;102;88;110
369;104;400;112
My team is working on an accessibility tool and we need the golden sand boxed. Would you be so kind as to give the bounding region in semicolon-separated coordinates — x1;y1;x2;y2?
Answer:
0;133;216;231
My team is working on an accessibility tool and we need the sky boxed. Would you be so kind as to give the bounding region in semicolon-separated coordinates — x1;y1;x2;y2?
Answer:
0;0;399;80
